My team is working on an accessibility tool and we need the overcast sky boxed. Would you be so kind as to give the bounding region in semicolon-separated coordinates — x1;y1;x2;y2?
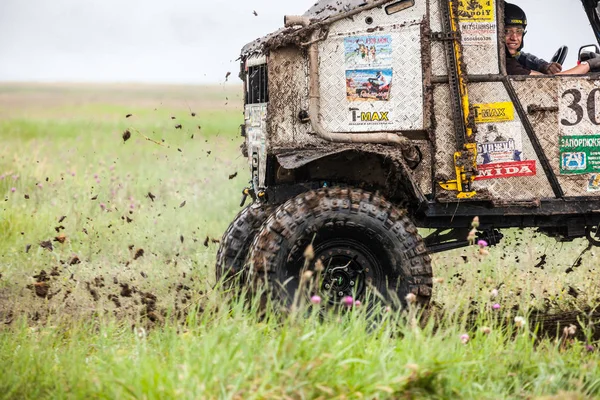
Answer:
0;0;597;84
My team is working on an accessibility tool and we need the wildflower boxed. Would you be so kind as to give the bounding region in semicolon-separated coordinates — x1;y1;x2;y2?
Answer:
71;172;76;177
314;259;325;272
586;345;595;352
490;288;499;298
434;277;445;284
479;248;489;256
471;216;480;229
354;300;361;307
477;240;488;248
405;293;417;304
492;303;501;310
460;334;470;344
480;326;492;335
37;183;43;189
514;316;526;328
385;306;392;313
0;175;4;180
303;244;314;261
564;324;577;337
100;203;106;210
310;295;322;305
342;296;354;307
10;187;16;193
467;228;477;244
302;270;314;280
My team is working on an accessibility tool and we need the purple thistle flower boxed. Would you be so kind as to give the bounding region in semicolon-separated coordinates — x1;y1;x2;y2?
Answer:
342;296;354;307
310;295;322;305
10;187;16;193
478;240;488;248
492;303;501;310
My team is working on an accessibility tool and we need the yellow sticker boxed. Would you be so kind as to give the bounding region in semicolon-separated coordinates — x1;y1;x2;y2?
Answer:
473;102;514;123
458;0;496;22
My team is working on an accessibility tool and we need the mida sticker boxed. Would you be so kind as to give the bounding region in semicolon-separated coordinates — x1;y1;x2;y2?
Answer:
458;0;495;23
473;102;514;124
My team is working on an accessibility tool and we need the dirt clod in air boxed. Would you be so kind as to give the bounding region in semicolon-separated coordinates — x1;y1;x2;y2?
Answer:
120;283;134;298
25;244;31;253
126;114;133;118
179;201;186;208
69;256;81;266
123;130;132;142
108;294;121;308
228;172;238;180
24;194;29;199
54;234;66;244
203;236;209;247
147;192;156;202
33;282;50;298
86;282;100;301
58;215;67;223
40;240;53;251
55;225;65;233
175;124;183;130
134;248;145;260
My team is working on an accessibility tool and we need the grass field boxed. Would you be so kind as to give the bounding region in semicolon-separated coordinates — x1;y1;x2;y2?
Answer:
1;83;600;399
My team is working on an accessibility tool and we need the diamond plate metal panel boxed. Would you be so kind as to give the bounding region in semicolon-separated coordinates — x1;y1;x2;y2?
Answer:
459;0;500;75
433;82;554;201
319;6;426;133
512;78;600;198
268;46;323;149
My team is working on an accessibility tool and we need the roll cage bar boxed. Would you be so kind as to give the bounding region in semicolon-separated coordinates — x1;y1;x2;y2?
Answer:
582;0;600;43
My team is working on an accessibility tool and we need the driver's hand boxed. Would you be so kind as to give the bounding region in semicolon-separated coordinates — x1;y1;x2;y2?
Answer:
541;62;562;75
587;57;600;72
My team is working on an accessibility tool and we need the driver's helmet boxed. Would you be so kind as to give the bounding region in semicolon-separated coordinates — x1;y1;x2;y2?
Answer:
504;3;527;28
504;3;527;51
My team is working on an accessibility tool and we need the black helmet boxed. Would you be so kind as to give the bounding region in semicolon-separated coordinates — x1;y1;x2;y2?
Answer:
504;3;527;28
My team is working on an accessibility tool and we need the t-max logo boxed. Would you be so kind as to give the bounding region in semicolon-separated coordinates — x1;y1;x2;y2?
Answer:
350;108;390;123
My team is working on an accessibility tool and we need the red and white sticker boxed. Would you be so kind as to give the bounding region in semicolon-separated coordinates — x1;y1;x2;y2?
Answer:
475;160;537;181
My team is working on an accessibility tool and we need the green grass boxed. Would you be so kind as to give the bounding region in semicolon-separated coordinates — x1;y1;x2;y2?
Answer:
0;83;599;399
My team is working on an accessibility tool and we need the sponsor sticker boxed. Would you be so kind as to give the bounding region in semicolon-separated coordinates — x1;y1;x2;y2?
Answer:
458;0;495;22
559;135;600;174
460;22;497;47
349;108;392;126
345;35;393;102
589;174;600;192
473;102;514;123
476;160;537;181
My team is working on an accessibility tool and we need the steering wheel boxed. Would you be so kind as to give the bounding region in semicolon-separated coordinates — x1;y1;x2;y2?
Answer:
550;46;569;65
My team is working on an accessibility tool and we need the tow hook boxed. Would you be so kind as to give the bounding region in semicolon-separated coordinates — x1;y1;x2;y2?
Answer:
240;187;255;207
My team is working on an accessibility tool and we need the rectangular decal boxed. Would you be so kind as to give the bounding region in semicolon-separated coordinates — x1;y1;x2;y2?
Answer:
349;108;392;126
460;22;497;47
473;102;515;123
476;160;537;181
559;135;600;175
344;35;392;102
346;69;392;102
589;174;600;192
458;0;495;22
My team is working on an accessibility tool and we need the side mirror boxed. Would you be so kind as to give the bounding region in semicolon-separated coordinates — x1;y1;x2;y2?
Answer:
579;44;600;62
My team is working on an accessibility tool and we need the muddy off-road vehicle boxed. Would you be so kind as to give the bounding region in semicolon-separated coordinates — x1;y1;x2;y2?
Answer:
217;0;600;308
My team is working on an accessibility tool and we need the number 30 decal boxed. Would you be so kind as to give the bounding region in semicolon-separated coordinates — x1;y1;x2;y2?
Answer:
561;88;600;126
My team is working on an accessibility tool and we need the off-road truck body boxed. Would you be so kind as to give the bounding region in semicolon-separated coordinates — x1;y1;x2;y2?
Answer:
217;0;600;308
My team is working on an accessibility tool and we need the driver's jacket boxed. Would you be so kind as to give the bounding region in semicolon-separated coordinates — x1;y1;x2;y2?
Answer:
516;52;549;72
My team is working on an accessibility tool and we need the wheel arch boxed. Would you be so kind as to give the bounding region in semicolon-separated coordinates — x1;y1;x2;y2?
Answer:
269;147;426;206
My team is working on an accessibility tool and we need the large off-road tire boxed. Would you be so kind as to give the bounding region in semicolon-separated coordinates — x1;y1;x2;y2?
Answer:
248;187;433;309
216;203;274;282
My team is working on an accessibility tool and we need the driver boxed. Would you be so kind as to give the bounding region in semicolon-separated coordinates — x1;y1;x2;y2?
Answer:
504;2;600;75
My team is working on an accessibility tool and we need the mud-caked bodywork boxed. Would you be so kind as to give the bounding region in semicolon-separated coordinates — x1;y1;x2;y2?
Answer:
238;0;600;244
219;0;600;307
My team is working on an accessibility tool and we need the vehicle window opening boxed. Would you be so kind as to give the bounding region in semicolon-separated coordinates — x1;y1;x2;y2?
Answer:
247;64;269;104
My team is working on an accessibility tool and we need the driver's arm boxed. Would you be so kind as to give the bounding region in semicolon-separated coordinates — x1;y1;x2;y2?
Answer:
556;62;591;75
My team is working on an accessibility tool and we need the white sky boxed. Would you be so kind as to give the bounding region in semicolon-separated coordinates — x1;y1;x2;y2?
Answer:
0;0;597;84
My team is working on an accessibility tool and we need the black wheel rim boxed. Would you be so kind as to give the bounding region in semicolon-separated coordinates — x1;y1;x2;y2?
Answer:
311;238;383;305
